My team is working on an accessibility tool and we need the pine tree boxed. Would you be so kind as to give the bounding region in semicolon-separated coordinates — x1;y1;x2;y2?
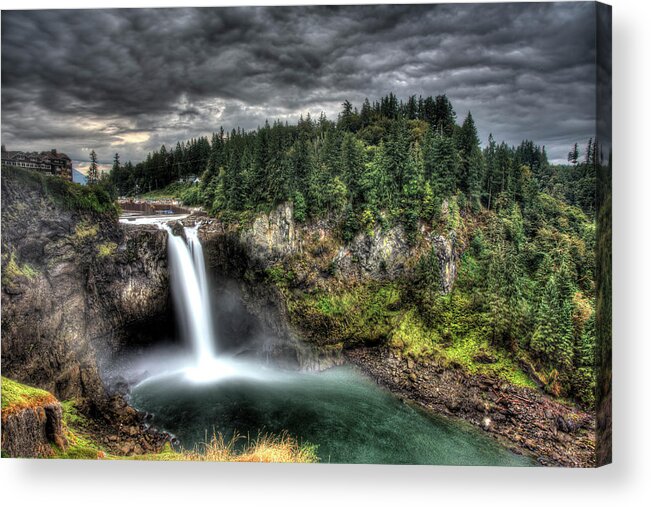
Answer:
293;191;307;222
483;134;499;209
338;100;356;131
425;130;460;197
402;145;424;242
360;98;372;128
456;112;484;199
433;95;457;136
340;133;366;206
422;181;436;221
383;118;412;207
325;176;348;216
568;143;579;165
87;150;99;185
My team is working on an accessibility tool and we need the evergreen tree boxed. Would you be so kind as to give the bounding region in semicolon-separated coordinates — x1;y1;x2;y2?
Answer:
483;134;500;209
87;150;99;185
340;133;366;206
456;112;484;199
433;94;456;136
425;131;460;196
112;152;120;172
338;100;357;132
360;98;373;127
568;143;579;165
383;117;412;206
293;191;307;222
402;145;425;241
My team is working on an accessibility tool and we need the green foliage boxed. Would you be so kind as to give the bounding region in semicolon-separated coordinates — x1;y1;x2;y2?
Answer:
265;264;295;286
292;191;307;222
2;252;38;286
1;377;54;411
388;309;437;357
97;242;117;258
139;181;192;200
5;166;118;216
290;283;401;345
74;221;99;239
410;247;443;309
179;185;203;206
442;334;536;388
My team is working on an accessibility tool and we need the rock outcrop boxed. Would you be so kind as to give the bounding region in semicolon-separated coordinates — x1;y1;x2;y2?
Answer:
1;401;67;458
1;170;169;410
225;203;458;290
334;225;411;281
198;202;462;369
240;202;300;265
427;232;458;293
1;377;68;458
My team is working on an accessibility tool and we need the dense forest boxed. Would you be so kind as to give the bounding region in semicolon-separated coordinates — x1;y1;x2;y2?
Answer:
107;94;603;406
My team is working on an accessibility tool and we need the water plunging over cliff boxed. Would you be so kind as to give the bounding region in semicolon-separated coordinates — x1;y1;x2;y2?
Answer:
164;224;233;381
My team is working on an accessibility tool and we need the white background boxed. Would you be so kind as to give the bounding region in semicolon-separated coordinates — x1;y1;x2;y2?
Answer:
1;0;649;505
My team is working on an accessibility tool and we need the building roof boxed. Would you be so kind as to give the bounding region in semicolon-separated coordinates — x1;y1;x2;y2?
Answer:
1;149;71;163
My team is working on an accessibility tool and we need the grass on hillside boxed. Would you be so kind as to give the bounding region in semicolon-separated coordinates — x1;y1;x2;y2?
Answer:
137;181;191;200
1;377;57;418
287;282;536;389
289;282;402;345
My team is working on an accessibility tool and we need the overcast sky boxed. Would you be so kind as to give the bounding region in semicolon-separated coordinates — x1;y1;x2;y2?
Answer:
1;3;598;171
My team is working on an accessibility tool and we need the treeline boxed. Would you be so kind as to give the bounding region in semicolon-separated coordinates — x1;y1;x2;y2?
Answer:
109;93;599;229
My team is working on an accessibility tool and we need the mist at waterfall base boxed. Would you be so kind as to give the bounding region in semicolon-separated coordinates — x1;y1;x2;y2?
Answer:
121;223;535;466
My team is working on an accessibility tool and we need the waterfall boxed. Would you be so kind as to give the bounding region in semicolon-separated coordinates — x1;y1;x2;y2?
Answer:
164;224;217;371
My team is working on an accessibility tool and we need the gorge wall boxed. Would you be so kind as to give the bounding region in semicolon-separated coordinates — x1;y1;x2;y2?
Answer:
1;170;169;411
198;202;461;369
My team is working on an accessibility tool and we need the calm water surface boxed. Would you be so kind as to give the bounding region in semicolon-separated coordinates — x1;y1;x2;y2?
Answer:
130;365;536;466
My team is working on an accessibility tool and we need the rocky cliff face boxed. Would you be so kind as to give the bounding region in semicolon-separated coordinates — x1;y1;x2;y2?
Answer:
198;202;462;368
1;171;169;410
203;202;458;289
240;202;300;265
333;226;457;291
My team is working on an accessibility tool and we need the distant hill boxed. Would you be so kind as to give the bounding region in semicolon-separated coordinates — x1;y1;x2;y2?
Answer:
72;168;87;185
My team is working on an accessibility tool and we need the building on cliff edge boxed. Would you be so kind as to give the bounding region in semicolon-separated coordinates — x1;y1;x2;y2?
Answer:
1;145;73;181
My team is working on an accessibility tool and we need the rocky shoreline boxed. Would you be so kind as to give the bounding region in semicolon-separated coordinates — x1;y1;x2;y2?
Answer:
84;395;169;457
345;347;596;467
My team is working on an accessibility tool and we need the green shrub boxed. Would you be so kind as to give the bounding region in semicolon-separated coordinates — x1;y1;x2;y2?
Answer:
2;252;38;286
180;185;203;206
97;242;117;258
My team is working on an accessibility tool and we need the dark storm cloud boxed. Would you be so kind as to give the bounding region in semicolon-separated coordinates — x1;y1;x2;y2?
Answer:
1;3;598;166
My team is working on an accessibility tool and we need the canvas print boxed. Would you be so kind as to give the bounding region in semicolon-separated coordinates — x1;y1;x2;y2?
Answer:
1;2;611;466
